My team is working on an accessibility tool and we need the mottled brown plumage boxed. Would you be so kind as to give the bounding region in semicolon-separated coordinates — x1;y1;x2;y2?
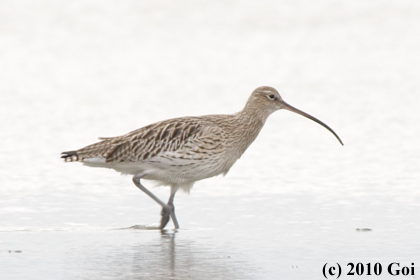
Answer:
61;86;343;229
65;118;215;162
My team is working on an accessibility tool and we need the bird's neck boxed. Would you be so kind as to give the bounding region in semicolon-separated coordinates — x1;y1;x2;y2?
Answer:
242;98;276;123
227;106;268;156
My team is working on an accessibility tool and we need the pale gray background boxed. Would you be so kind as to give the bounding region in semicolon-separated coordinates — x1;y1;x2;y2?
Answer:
1;1;419;279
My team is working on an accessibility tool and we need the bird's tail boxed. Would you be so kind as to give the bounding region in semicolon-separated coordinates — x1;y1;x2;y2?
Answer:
60;138;116;162
60;150;80;162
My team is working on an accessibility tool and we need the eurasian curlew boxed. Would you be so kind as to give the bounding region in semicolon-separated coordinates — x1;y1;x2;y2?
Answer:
61;86;343;229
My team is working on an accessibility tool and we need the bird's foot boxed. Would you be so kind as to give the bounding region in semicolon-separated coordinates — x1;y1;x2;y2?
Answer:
160;205;172;229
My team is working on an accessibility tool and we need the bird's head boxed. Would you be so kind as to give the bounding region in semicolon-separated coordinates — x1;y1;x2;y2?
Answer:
245;86;343;145
248;86;284;113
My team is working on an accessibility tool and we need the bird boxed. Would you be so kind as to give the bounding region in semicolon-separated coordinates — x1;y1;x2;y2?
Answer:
61;86;343;229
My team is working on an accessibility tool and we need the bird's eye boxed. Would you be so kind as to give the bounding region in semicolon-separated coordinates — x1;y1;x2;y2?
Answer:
268;94;276;100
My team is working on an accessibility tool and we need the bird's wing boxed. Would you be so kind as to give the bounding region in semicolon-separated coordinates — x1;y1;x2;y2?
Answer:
64;117;225;163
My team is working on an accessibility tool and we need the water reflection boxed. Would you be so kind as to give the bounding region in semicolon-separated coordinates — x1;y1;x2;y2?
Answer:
129;230;249;280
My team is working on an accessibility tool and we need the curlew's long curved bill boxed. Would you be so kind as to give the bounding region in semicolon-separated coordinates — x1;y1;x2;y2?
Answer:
281;101;344;145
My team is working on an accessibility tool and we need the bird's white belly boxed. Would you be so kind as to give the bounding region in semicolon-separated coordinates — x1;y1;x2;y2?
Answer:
147;159;227;183
82;152;236;190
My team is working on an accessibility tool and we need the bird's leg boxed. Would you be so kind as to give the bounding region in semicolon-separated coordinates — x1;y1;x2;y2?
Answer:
167;189;179;229
132;173;172;229
160;207;171;230
160;189;179;230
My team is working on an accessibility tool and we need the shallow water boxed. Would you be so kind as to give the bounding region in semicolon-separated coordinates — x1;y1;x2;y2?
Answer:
1;0;420;279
